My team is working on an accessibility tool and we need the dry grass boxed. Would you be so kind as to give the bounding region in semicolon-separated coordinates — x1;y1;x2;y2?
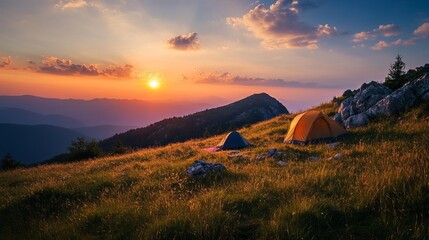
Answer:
1;101;428;239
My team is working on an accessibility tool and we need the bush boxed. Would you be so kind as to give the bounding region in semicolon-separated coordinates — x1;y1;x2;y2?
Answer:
0;153;22;170
68;137;102;161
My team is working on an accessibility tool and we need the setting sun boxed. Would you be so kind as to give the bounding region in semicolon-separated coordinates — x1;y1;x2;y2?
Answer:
148;79;160;89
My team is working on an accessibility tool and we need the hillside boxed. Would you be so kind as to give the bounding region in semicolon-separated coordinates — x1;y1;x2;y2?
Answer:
0;124;87;165
101;93;289;150
0;99;428;239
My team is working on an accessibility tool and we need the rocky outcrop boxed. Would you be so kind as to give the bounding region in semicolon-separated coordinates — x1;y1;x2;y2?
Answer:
335;74;429;128
187;160;226;178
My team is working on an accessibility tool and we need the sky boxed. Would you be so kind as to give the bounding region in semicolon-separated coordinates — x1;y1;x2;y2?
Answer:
1;0;428;112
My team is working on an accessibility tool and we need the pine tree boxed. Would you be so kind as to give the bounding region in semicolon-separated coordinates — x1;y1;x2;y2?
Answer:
384;54;405;90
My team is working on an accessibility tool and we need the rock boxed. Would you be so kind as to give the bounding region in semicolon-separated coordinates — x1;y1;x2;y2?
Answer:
336;74;429;128
333;113;343;125
187;160;226;178
366;75;429;117
367;83;416;117
336;82;391;126
308;156;321;161
328;153;344;160
413;74;429;99
254;154;266;161
327;142;340;148
344;112;369;128
268;148;279;158
354;82;391;113
277;160;286;166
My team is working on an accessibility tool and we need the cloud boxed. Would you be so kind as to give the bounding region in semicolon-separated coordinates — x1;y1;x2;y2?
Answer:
374;24;402;37
38;56;133;78
40;57;99;75
226;0;337;49
370;40;389;50
414;22;429;37
0;56;12;68
55;0;88;10
167;32;200;51
188;71;324;88
102;64;133;78
352;32;376;42
353;23;429;50
371;38;416;50
353;24;401;42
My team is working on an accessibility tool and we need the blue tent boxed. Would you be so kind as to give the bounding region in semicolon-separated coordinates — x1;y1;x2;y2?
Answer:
217;131;250;150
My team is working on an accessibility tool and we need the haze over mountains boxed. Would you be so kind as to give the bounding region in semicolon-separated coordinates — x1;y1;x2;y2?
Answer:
0;95;217;127
0;108;85;128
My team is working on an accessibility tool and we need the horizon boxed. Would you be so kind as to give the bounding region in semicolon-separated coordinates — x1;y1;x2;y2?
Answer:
1;0;429;112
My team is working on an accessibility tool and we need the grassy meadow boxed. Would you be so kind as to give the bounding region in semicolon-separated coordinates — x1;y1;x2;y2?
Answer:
0;101;428;239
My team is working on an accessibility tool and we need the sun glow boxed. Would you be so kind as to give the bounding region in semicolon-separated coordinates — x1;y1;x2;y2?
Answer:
147;73;161;90
148;79;160;89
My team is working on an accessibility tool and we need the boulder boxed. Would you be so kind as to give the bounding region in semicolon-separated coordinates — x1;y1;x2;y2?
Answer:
344;112;369;128
187;160;226;178
354;82;392;113
336;74;429;128
366;74;429;117
366;83;417;117
336;81;391;125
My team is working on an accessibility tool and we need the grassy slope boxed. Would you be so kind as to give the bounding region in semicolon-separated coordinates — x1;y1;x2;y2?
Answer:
0;101;428;239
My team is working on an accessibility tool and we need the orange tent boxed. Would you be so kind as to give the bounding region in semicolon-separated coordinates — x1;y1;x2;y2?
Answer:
284;110;347;144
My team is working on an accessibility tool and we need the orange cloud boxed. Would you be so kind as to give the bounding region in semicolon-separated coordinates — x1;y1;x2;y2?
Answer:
371;38;416;50
370;22;429;50
353;24;402;43
227;0;337;49
55;0;88;10
102;64;133;78
0;56;12;68
38;56;133;78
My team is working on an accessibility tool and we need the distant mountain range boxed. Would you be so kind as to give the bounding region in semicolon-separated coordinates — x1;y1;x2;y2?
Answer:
101;93;289;150
0;108;85;128
0;95;215;127
0;123;87;165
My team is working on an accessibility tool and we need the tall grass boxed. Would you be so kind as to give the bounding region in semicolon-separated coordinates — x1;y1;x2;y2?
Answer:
0;102;428;239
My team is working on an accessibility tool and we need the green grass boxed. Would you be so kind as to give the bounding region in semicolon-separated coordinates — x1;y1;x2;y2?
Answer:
1;101;428;239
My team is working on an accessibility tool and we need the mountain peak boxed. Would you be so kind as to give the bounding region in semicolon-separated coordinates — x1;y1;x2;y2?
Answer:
101;93;289;150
